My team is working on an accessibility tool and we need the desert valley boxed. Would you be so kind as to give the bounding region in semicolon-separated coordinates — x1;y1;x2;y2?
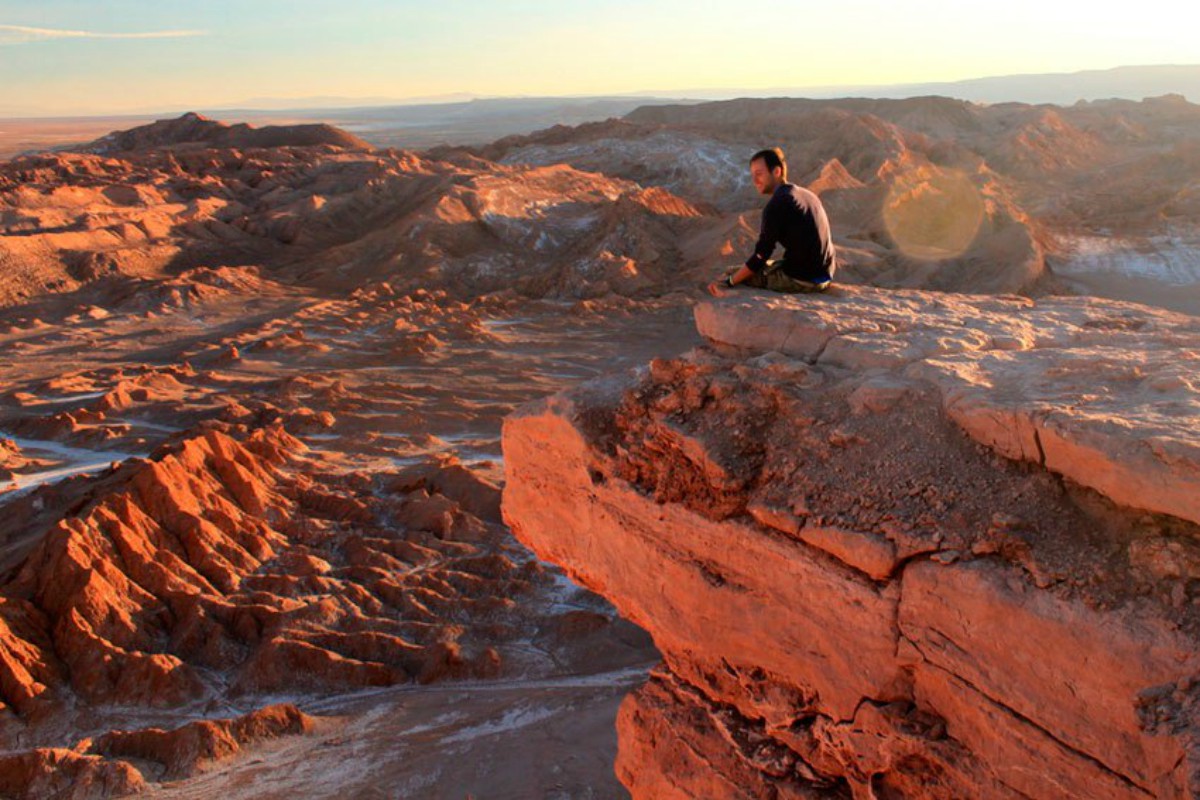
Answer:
0;90;1199;798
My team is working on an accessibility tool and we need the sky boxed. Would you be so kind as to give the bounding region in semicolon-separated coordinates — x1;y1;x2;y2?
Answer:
1;0;1197;116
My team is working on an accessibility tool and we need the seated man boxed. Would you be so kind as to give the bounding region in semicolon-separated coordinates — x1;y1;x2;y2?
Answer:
708;147;837;296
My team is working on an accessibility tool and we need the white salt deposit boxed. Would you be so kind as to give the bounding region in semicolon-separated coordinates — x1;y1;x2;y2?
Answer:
1;434;139;500
1056;233;1200;286
441;703;560;744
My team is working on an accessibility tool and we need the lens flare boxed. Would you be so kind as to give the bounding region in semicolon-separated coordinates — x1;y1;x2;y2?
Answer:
882;168;985;260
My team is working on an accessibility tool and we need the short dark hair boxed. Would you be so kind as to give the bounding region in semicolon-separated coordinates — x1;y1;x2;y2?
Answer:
750;147;787;180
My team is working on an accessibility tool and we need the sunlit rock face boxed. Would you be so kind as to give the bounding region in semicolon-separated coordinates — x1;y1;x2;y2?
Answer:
503;286;1200;799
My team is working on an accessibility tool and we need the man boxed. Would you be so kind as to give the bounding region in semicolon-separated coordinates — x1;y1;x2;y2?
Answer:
708;147;836;297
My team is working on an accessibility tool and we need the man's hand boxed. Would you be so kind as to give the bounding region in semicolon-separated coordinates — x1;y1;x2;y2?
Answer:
707;279;731;297
708;266;746;297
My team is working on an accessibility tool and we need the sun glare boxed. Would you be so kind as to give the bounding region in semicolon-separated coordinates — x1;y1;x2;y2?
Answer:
882;168;986;260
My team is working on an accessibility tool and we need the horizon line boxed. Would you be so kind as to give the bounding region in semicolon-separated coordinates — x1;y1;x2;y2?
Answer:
2;61;1197;121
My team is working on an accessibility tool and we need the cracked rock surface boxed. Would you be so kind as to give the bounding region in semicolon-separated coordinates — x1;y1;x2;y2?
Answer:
502;285;1200;799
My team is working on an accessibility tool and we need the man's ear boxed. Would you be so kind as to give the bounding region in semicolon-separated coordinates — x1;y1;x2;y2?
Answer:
773;166;784;180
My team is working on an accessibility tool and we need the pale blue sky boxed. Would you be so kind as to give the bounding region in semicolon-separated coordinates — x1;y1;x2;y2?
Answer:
1;0;1196;115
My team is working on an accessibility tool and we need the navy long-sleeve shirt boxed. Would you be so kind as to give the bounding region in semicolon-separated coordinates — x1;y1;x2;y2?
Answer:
745;183;837;282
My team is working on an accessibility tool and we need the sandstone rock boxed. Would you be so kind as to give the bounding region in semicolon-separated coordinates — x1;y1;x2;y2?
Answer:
797;525;899;582
505;395;904;723
617;672;839;800
0;120;740;310
0;704;315;799
1131;537;1200;581
901;560;1196;796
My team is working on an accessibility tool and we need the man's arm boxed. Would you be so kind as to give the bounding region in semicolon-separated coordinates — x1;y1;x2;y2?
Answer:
727;264;754;285
707;197;779;296
745;197;781;274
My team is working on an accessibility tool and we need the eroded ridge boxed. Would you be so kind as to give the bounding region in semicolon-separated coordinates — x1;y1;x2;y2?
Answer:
502;286;1200;799
0;419;574;797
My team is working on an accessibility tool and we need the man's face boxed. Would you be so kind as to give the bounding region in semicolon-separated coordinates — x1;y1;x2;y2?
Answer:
750;158;782;195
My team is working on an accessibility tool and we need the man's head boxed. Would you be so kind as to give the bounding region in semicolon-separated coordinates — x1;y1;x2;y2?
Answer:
750;147;787;195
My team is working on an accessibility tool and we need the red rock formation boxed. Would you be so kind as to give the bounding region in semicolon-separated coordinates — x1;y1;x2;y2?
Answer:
0;438;48;484
503;286;1200;798
695;287;1200;525
7;96;1192;311
0;421;543;724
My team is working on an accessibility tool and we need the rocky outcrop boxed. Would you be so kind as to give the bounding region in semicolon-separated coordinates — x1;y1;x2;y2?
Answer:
502;285;1200;798
693;287;1200;526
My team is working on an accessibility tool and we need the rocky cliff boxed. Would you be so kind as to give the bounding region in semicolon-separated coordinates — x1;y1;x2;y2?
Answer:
502;285;1200;799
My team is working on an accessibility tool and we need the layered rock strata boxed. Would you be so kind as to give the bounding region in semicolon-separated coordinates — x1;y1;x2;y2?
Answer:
503;285;1200;798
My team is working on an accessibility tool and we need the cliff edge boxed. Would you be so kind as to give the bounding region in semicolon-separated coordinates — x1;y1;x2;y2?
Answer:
502;285;1200;799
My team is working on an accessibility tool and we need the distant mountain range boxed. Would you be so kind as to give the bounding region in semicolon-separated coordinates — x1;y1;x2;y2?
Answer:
193;64;1200;112
624;65;1200;105
808;64;1200;105
4;64;1197;120
186;64;1200;114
